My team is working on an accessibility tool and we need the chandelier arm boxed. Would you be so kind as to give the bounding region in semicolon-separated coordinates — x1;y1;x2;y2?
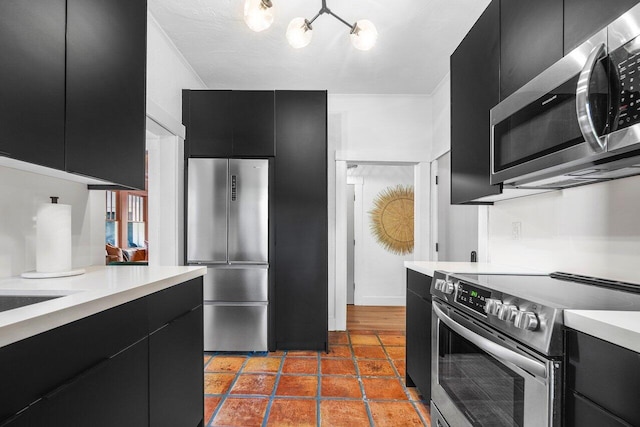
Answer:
308;9;323;25
325;9;355;29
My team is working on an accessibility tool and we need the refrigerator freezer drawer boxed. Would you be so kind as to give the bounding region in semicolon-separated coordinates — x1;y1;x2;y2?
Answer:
203;266;268;301
204;303;268;352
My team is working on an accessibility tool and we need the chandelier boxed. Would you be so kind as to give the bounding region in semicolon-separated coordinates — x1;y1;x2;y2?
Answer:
243;0;378;51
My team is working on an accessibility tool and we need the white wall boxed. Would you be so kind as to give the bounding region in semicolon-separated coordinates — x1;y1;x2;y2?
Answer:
349;164;415;306
329;94;433;329
0;167;103;278
431;74;451;161
486;176;640;282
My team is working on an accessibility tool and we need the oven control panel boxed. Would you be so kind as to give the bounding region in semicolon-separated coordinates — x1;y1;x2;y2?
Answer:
454;281;491;315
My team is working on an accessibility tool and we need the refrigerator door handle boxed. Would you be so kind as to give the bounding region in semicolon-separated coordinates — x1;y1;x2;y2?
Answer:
231;175;237;202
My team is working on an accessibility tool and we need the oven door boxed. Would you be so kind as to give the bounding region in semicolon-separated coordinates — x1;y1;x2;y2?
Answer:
431;300;561;427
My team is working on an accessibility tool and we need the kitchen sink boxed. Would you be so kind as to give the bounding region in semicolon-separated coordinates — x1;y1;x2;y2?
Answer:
0;295;63;313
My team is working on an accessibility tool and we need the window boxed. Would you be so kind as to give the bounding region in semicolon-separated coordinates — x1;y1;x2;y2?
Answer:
127;194;146;247
105;190;118;246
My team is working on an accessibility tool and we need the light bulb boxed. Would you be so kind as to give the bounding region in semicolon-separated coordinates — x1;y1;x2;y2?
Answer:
286;17;313;48
350;19;377;51
244;0;274;32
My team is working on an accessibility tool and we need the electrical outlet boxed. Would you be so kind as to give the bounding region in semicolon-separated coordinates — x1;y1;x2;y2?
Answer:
512;222;522;240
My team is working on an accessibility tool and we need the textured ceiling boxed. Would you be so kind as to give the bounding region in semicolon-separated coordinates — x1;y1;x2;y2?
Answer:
149;0;491;94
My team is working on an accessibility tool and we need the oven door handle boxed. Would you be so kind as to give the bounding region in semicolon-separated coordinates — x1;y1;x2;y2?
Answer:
433;303;547;379
576;42;607;153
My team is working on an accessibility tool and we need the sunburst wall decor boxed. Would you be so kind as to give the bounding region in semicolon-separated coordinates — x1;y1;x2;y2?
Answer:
369;185;414;255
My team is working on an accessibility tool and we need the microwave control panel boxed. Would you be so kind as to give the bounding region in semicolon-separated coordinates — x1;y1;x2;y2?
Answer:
612;36;640;130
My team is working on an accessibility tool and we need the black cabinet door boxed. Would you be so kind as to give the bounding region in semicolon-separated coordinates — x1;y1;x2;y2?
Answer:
184;90;234;158
500;0;563;100
565;391;632;427
0;0;65;170
150;306;204;427
233;91;275;157
65;0;147;189
406;288;431;399
450;0;501;204
565;330;640;425
274;91;328;351
36;337;149;427
564;0;640;53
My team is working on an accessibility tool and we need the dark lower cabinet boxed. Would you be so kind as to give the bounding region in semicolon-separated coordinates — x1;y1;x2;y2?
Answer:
0;0;65;170
565;329;640;426
150;306;204;427
564;0;640;54
0;277;203;427
405;269;432;399
500;0;563;100
36;338;149;427
274;91;328;351
450;0;501;204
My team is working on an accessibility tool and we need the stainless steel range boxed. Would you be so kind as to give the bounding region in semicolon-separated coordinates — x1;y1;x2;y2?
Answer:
430;271;640;427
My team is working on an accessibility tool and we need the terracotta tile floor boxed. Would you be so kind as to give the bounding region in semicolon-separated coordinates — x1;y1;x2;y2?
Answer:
203;330;430;426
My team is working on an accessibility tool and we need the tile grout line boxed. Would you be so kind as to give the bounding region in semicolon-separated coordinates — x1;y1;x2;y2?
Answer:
350;331;376;427
261;351;287;427
316;351;322;427
206;354;252;427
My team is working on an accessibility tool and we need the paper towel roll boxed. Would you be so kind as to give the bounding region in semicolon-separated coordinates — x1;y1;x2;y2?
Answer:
36;202;72;273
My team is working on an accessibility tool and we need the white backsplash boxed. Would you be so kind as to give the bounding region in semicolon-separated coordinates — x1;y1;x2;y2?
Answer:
0;166;104;278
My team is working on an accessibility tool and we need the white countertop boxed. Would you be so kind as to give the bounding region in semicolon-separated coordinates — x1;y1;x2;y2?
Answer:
405;261;547;277
565;310;640;353
0;265;206;348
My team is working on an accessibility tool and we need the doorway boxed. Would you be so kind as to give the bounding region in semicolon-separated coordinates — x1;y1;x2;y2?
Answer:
433;152;479;261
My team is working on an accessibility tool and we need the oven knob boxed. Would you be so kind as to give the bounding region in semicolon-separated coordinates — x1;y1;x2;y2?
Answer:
441;281;455;294
434;279;446;291
484;298;502;316
497;304;518;322
514;311;539;331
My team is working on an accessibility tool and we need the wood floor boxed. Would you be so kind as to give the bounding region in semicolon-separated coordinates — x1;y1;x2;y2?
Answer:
346;305;406;332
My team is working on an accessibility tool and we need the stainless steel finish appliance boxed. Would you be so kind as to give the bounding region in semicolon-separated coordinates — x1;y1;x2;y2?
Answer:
187;158;269;351
491;4;640;190
430;271;640;427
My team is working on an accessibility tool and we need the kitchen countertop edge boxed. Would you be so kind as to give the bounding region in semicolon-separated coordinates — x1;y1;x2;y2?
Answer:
0;265;206;348
565;310;640;353
404;261;547;276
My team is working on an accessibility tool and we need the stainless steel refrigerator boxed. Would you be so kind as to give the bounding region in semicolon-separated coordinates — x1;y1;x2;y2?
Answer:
187;158;269;351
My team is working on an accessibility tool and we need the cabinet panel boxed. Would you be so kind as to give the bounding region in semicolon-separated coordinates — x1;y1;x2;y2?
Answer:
148;277;203;332
564;0;640;54
0;0;65;170
65;0;147;189
274;91;328;350
232;91;275;156
566;330;640;425
450;0;501;203
36;338;149;427
150;307;204;427
0;297;147;422
565;391;632;427
406;289;431;399
185;90;234;157
500;0;563;100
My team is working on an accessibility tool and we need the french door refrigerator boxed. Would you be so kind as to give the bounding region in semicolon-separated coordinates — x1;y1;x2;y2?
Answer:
187;158;269;351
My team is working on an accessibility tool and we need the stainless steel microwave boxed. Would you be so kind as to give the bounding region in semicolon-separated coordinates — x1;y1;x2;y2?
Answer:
491;4;640;190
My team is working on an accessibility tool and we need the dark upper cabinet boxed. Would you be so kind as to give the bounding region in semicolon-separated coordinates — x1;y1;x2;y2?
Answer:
232;91;275;156
65;0;147;190
184;90;275;158
184;90;234;157
274;91;328;351
564;0;640;53
450;0;501;204
0;0;65;170
500;0;563;100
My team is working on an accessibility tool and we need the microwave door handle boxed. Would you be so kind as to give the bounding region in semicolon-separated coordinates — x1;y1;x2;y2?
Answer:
576;42;607;152
433;303;547;379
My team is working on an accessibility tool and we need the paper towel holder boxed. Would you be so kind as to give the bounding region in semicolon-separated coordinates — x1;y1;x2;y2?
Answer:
21;196;86;279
